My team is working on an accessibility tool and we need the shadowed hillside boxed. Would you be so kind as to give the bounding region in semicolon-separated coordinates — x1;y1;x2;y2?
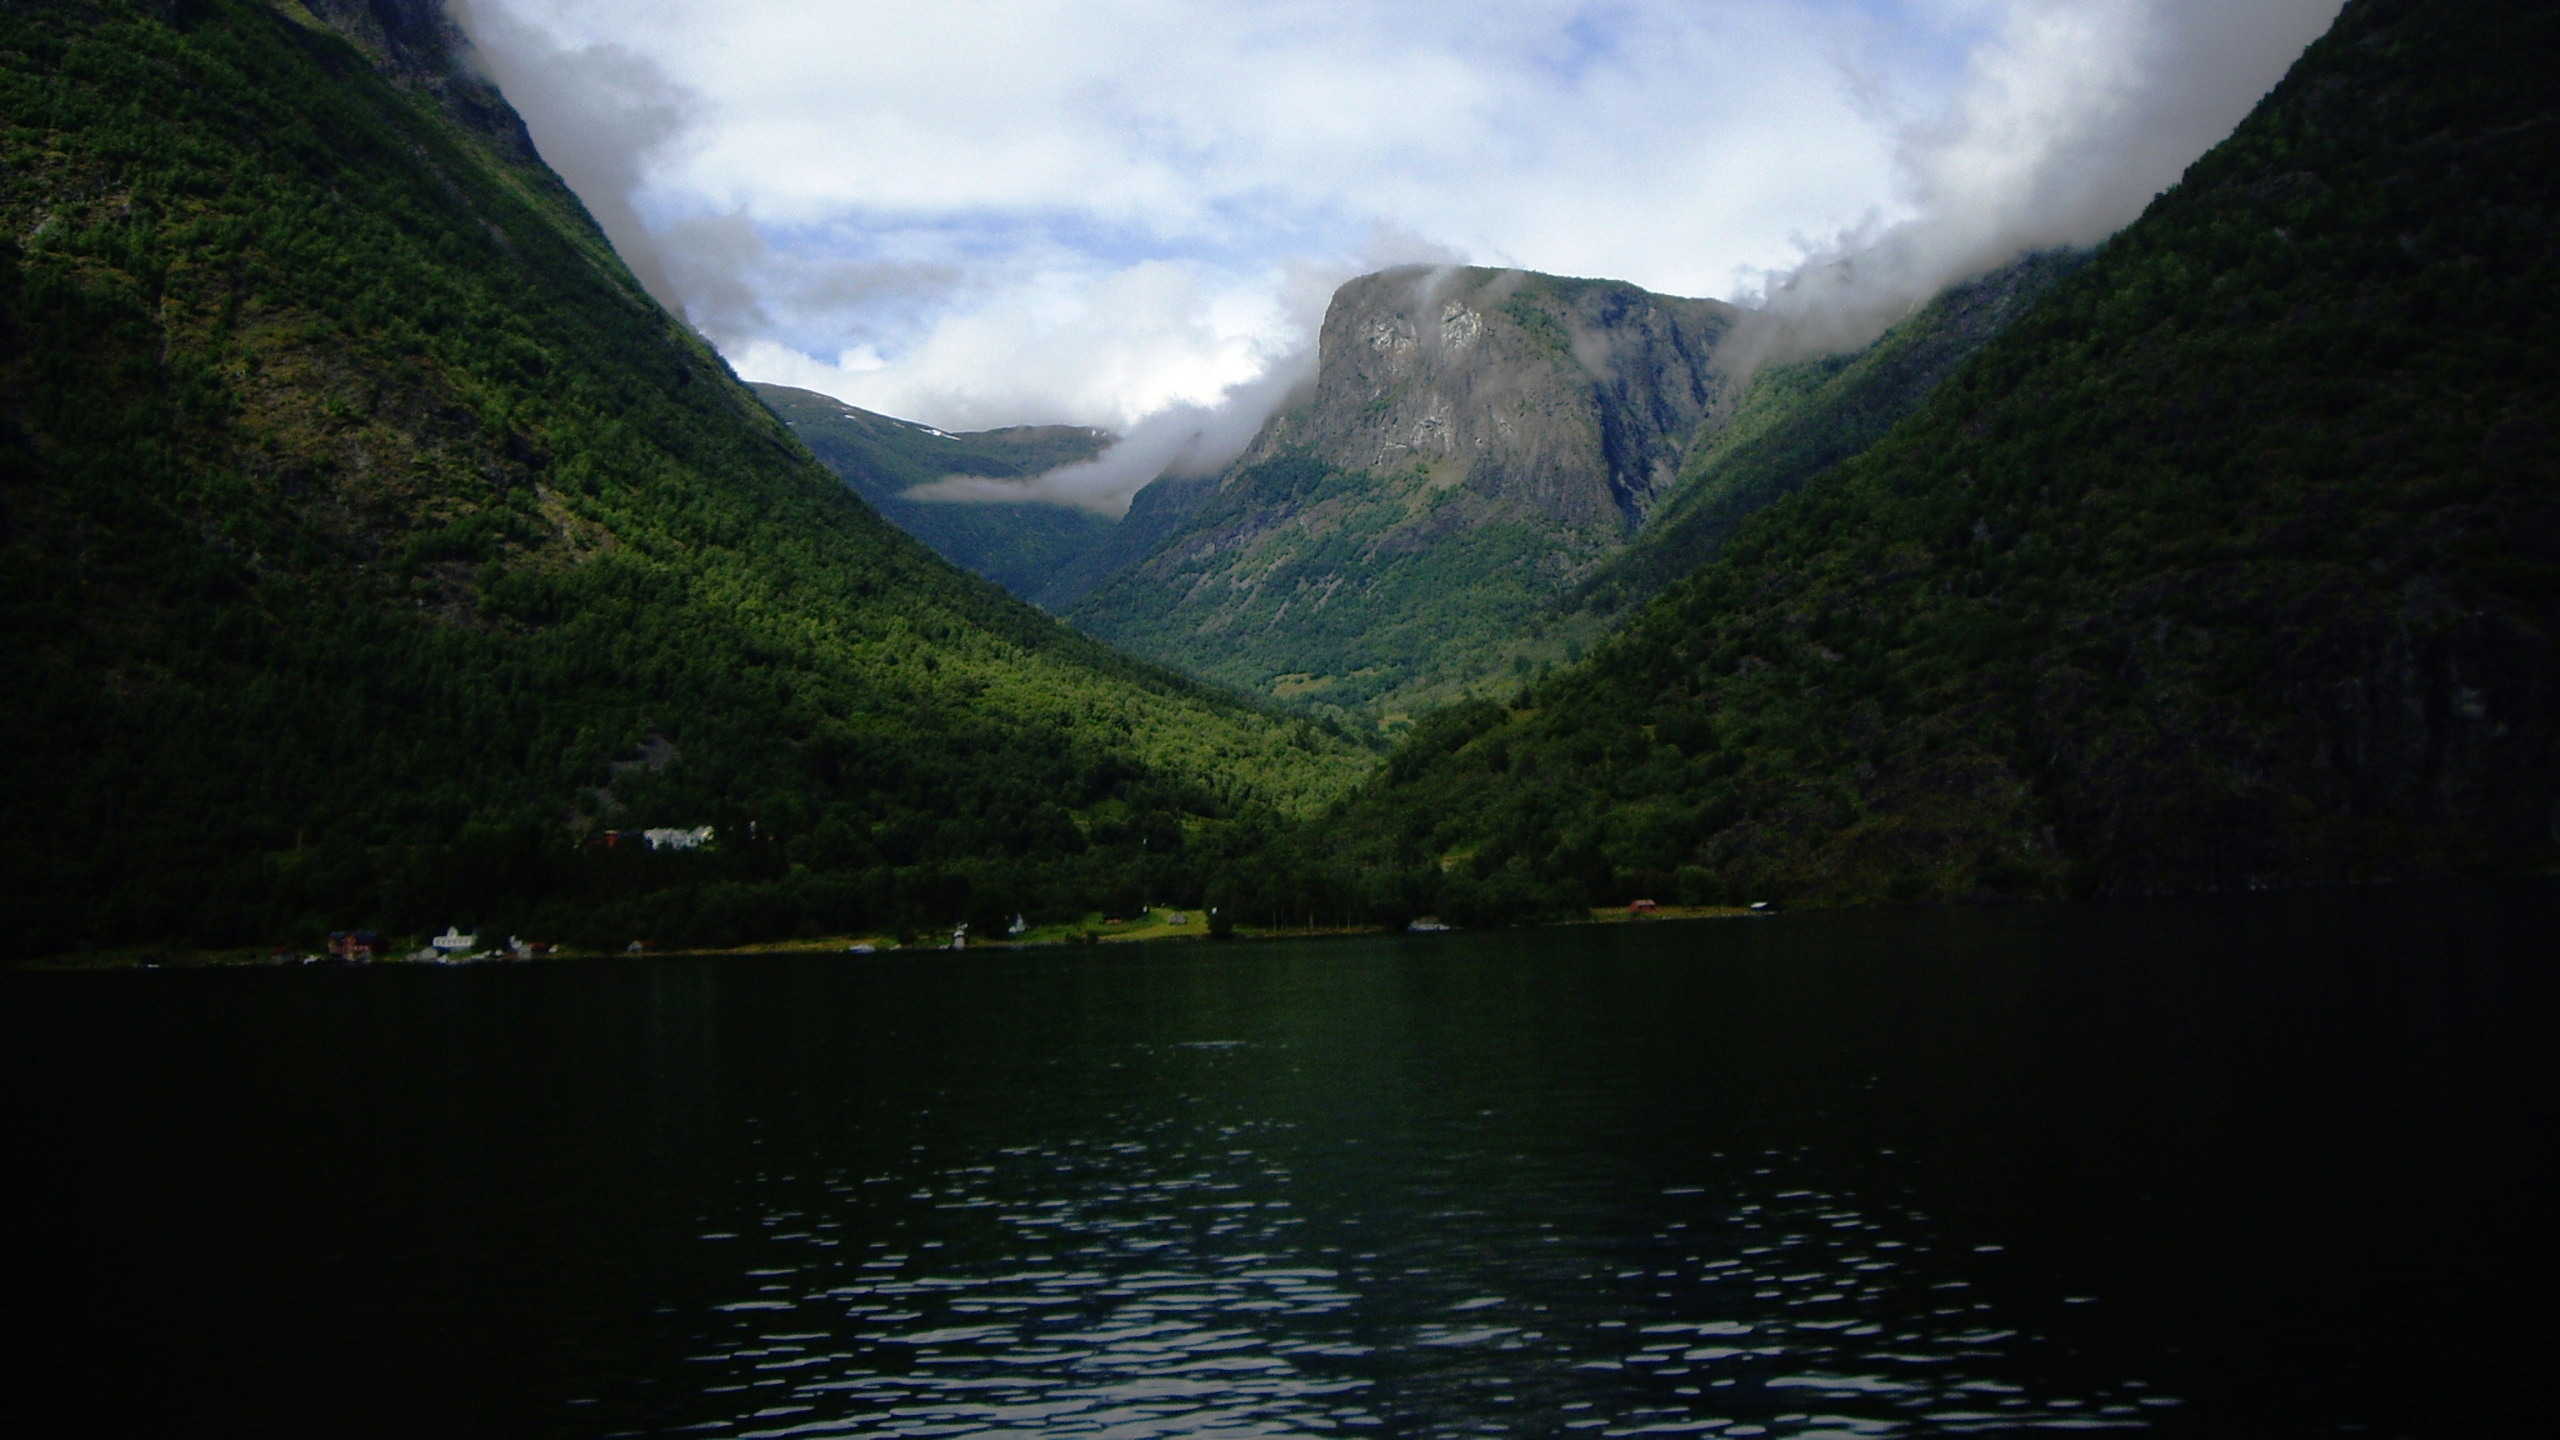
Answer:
752;382;1117;603
1570;250;2088;622
0;0;1365;958
1287;0;2560;922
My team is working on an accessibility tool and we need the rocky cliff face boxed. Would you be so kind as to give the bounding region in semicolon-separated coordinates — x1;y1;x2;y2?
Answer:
1571;250;2087;620
1246;266;1737;533
1068;267;1740;727
296;0;540;165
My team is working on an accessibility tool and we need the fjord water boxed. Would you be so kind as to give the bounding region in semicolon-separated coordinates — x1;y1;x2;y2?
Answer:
7;883;2552;1438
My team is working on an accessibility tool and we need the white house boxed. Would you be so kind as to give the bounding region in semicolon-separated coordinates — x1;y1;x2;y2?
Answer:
643;825;715;851
431;926;477;954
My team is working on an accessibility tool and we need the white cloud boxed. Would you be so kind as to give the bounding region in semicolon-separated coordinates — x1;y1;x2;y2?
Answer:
897;241;1461;514
450;0;695;310
734;260;1273;438
451;1;2342;510
1734;0;2343;365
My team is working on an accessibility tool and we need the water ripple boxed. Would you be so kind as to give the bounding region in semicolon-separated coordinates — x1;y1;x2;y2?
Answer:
630;1093;2166;1438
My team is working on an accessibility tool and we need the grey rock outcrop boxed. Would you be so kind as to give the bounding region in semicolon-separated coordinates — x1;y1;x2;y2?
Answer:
1244;266;1739;535
1068;266;1745;726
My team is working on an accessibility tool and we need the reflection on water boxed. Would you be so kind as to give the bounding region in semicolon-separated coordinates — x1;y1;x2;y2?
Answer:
7;881;2551;1438
651;1044;2167;1438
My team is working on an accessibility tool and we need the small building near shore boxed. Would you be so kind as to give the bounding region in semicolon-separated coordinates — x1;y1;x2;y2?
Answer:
327;930;383;960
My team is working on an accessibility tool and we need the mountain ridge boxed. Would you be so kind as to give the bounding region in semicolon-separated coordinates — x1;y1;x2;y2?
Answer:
9;0;2546;957
1070;266;1740;726
753;382;1119;601
1570;250;2088;621
0;0;1363;958
1287;0;2560;921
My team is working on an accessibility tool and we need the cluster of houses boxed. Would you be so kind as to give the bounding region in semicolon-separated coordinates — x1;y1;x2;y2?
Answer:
584;825;715;852
415;926;555;962
278;826;717;962
282;927;554;964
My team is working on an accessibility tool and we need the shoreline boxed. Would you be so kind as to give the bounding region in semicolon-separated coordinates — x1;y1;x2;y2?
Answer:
9;904;1765;972
31;867;2552;972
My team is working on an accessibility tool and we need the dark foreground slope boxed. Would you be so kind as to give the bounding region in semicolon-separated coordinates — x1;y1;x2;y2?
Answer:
0;0;1362;958
751;383;1118;603
1571;251;2087;621
1304;0;2560;918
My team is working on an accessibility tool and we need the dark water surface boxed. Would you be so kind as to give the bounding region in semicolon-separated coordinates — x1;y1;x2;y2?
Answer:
7;882;2554;1438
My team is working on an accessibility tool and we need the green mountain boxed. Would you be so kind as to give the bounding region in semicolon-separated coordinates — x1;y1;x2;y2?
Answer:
1063;258;2072;734
750;382;1120;603
1570;250;2087;621
1039;471;1219;609
0;0;1364;959
1296;0;2560;921
751;385;1228;612
1070;266;1740;730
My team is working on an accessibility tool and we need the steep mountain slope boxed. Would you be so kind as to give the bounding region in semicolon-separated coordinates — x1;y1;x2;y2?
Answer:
1299;0;2560;920
1037;471;1219;609
751;382;1118;602
1571;250;2087;621
0;0;1364;958
1071;266;1738;727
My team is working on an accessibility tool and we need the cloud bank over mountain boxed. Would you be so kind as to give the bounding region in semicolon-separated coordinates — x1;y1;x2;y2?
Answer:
452;0;2341;512
897;248;1457;516
1729;0;2347;370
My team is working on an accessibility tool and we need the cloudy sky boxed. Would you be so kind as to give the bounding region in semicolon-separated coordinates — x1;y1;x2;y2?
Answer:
452;0;2341;510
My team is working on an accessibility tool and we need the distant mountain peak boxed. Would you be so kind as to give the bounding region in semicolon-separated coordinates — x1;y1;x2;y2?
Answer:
1308;0;2560;910
753;384;1121;601
1239;266;1739;535
1061;266;1746;724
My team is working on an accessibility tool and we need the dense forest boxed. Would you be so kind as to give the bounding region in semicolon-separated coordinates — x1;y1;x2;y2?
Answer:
1567;250;2086;623
4;0;2552;961
0;0;1363;960
1288;0;2560;922
1069;256;2081;734
751;383;1121;604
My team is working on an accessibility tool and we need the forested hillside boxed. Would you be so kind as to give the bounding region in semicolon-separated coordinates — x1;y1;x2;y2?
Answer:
0;0;1363;959
1072;267;1737;730
752;383;1118;603
1286;0;2560;921
1040;471;1220;609
1570;251;2086;621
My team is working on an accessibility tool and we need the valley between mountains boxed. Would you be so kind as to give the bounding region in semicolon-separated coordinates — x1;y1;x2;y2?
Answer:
3;0;2553;961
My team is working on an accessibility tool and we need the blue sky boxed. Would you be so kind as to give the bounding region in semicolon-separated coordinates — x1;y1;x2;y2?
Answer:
455;0;2340;507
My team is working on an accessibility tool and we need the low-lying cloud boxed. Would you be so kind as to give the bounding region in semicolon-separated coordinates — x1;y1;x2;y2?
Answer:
1729;0;2344;370
449;1;2345;513
905;365;1307;517
448;0;692;313
896;241;1459;516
